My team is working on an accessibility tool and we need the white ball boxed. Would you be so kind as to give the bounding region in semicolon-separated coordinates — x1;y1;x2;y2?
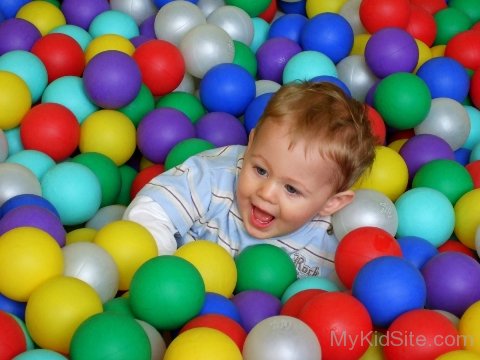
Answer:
207;5;254;45
197;0;225;17
255;79;281;96
336;55;378;102
110;0;158;25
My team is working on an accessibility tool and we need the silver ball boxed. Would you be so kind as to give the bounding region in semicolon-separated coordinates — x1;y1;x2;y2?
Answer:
110;0;157;25
336;55;378;102
0;163;41;207
207;5;254;45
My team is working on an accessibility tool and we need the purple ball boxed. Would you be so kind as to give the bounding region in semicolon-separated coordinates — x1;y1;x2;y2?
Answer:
231;290;281;332
256;37;302;83
83;50;142;109
0;18;42;55
0;205;66;246
130;35;153;48
140;14;156;39
61;0;110;30
196;112;247;147
137;108;196;164
422;252;480;317
365;27;419;78
399;134;455;181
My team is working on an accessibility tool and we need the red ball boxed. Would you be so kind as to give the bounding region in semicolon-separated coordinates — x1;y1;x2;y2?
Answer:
298;292;372;360
280;289;326;318
180;314;247;351
366;105;386;145
437;239;477;259
258;0;277;23
0;311;27;359
130;164;165;200
406;5;437;47
445;30;480;71
133;40;185;97
334;226;403;289
410;0;447;15
466;159;480;189
470;69;480;110
20;103;80;162
383;309;462;359
359;0;411;33
30;33;85;83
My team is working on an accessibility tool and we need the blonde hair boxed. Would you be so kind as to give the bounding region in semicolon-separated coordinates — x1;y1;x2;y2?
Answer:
253;81;376;192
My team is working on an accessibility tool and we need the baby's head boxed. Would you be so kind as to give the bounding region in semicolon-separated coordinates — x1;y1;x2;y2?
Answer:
253;81;376;192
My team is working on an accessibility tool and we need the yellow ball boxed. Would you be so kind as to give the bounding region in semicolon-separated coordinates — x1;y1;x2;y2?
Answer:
454;189;480;249
16;1;66;36
359;331;384;360
388;138;408;153
0;71;31;130
431;45;446;58
353;145;409;201
0;227;63;302
306;0;347;17
437;350;480;360
80;110;136;166
459;300;480;353
415;39;432;72
66;227;97;244
351;34;371;55
140;156;155;170
164;327;242;360
174;240;237;298
25;275;103;354
94;220;158;290
84;34;135;63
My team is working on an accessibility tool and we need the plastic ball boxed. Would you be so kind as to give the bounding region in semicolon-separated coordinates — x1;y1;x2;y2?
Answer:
267;13;307;43
117;85;154;128
85;204;126;230
398;235;439;269
459;300;480;353
0;163;41;207
384;309;462;359
61;0;110;30
336;55;378;102
110;0;157;25
235;244;297;299
207;5;254;46
175;240;237;298
180;314;247;351
298;291;372;360
300;12;353;64
20;103;80;162
281;276;339;304
197;0;225;17
422;252;480;317
412;159;473;205
0;293;26;320
129;255;205;330
442;239;476;258
164;327;242;360
434;8;473;46
306;0;346;16
6;150;54;180
128;164;162;200
50;24;93;52
280;289;326;317
224;0;270;17
42;76;99;124
0;18;41;55
196;111;248;147
80;109;137;166
0;0;30;19
454;189;480;249
16;1;66;36
464;106;480;152
0;193;58;219
437;350;480;360
232;290;281;332
133;39;185;96
244;92;274;134
352;256;427;328
411;0;447;14
164;138;215;170
84;34;136;63
406;4;437;47
0;129;6;162
136;108;195;164
233;40;257;76
0;50;47;103
242;315;321;360
0;70;31;130
250;17;270;53
62;242;119;303
197;292;241;322
30;33;85;83
359;0;411;33
65;227;97;245
444;30;480;71
93;220;157;290
282;50;338;83
83;50;141;109
256;37;302;84
332;189;398;240
471;69;480;110
154;1;206;46
135;319;167;360
13;349;69;359
156;91;205;124
0;310;26;359
89;9;139;39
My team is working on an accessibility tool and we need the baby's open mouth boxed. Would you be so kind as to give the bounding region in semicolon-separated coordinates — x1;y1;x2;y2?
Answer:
251;205;274;227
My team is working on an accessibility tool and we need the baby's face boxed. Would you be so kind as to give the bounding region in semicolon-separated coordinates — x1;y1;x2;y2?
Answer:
236;120;340;239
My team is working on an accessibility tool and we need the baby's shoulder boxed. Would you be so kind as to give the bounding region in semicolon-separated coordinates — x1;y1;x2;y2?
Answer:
196;145;246;171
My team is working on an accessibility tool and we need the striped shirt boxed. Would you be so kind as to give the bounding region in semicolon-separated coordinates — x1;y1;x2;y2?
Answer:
124;145;340;279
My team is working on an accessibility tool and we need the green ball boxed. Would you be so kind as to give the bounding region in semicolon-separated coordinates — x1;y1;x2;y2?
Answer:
374;72;431;130
450;0;480;22
233;40;257;78
116;164;137;206
235;244;297;299
103;297;134;317
70;312;151;360
412;159;474;205
71;152;121;207
434;7;473;45
164;138;215;170
224;0;270;17
129;255;205;330
119;84;155;128
156;91;206;124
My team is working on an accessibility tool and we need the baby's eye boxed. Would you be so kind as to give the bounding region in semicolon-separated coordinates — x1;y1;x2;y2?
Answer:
255;166;267;176
285;184;298;194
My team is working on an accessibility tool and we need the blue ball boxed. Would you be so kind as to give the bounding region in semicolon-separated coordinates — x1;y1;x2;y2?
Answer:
300;12;354;64
244;92;274;134
200;63;256;117
352;256;427;328
0;293;26;320
0;0;30;19
397;235;439;269
311;75;352;97
416;56;470;103
0;193;59;219
268;13;308;43
454;147;472;166
199;292;242;324
277;0;307;16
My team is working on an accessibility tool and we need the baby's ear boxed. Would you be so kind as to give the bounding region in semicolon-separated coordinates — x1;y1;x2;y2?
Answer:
318;190;355;216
